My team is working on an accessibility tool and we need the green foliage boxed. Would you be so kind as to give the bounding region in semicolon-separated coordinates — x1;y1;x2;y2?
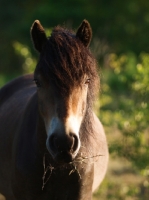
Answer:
97;52;149;199
1;0;149;73
13;41;36;74
100;52;149;167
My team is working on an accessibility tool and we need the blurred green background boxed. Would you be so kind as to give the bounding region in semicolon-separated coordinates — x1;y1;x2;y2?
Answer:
0;0;149;199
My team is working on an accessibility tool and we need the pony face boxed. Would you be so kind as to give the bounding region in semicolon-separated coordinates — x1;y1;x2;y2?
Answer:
31;20;98;163
34;71;90;163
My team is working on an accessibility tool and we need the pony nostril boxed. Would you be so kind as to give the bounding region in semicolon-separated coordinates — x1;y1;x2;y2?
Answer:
48;135;58;152
69;133;79;152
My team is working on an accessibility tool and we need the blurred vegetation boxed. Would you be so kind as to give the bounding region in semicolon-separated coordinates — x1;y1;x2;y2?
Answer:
0;0;149;199
1;0;149;73
96;52;149;199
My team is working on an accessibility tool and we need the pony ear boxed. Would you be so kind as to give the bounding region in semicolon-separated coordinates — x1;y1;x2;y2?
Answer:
31;20;47;53
76;20;92;47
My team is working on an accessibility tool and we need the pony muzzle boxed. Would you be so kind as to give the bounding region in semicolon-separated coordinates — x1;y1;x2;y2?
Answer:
45;119;81;163
49;133;79;162
46;133;80;163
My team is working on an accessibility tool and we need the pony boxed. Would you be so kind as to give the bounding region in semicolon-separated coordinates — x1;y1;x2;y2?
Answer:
0;19;108;200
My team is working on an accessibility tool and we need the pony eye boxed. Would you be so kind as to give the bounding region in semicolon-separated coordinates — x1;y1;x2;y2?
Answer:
85;79;90;84
33;79;41;88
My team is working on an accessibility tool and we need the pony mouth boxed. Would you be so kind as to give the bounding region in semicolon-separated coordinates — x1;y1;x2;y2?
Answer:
52;151;75;164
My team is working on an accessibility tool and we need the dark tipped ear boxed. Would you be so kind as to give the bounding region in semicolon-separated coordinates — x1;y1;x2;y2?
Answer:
31;20;47;53
76;20;92;47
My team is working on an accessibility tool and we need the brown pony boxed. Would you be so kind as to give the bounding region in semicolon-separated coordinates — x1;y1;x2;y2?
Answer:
0;20;108;200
